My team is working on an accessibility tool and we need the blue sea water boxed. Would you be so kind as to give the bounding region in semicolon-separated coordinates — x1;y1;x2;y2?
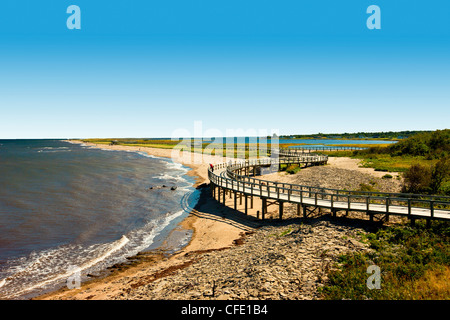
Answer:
0;140;199;299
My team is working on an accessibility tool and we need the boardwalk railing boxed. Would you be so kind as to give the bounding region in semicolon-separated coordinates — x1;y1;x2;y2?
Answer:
199;146;367;159
228;146;366;152
208;155;450;222
276;146;366;156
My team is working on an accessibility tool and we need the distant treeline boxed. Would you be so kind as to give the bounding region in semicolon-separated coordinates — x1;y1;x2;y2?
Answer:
283;130;430;140
356;129;450;159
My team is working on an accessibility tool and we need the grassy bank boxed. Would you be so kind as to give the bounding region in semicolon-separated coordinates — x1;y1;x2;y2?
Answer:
320;221;450;300
324;129;449;172
325;130;450;196
325;150;438;173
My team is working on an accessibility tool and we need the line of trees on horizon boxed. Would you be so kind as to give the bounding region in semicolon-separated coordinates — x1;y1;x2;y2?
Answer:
282;130;435;140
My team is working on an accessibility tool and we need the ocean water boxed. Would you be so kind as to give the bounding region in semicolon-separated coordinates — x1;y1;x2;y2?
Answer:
0;140;200;299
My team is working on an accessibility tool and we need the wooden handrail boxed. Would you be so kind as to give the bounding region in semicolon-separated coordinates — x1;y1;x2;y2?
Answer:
208;155;450;220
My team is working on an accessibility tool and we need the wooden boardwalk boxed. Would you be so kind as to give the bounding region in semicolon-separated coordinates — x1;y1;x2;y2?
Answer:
208;154;450;224
276;146;366;156
231;146;366;157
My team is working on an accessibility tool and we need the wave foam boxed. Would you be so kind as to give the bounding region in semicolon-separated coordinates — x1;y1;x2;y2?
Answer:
166;161;188;173
37;147;71;153
1;235;130;299
153;173;187;183
0;204;193;299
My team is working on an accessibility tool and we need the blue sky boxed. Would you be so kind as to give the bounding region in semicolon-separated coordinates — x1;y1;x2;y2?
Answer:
0;0;449;139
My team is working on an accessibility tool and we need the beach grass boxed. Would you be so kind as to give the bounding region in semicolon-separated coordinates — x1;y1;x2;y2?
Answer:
279;163;302;174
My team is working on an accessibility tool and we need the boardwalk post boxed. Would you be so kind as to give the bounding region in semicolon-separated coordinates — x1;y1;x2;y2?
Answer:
279;201;284;220
234;191;237;210
297;203;301;216
386;197;389;213
430;201;434;218
262;198;267;220
222;188;226;205
245;195;248;215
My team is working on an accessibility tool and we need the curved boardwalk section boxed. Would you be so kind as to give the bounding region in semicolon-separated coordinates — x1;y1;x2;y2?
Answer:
208;153;450;224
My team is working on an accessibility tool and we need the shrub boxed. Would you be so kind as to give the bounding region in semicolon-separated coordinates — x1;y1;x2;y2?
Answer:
286;164;301;174
402;157;450;195
358;183;378;192
430;156;450;194
402;164;432;194
320;221;450;300
382;174;393;179
388;129;450;157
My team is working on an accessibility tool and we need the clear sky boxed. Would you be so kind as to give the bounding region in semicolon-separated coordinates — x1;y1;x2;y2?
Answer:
0;0;449;139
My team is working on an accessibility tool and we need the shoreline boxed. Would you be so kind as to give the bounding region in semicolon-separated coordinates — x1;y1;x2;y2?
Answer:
35;141;400;300
36;140;249;300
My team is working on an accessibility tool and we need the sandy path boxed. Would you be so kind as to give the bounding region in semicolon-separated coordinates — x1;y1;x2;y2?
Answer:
326;156;400;178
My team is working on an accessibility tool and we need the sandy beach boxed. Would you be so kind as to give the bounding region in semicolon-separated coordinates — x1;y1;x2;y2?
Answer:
36;142;401;300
